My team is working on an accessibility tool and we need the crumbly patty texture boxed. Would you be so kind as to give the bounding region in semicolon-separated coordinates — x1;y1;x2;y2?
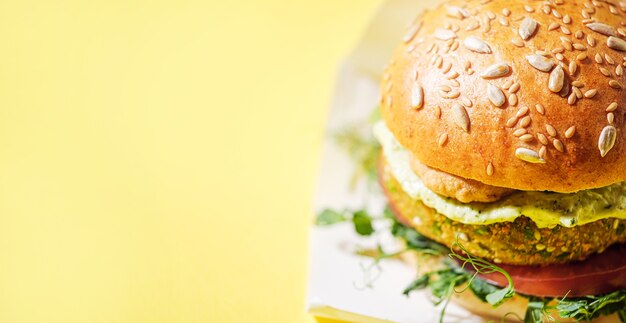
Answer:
380;157;626;265
382;0;626;192
409;154;514;202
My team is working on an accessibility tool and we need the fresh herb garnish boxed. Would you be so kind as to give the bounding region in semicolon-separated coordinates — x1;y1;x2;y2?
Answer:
449;240;515;307
315;209;346;226
314;208;375;236
316;206;626;322
553;290;626;321
333;122;380;187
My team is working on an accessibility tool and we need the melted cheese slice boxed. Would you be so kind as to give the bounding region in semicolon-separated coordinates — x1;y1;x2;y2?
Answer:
373;121;626;228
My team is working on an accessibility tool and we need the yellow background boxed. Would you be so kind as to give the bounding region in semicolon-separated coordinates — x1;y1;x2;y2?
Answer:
0;0;381;322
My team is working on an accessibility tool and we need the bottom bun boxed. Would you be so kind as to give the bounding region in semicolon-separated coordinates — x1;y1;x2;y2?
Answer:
400;250;619;322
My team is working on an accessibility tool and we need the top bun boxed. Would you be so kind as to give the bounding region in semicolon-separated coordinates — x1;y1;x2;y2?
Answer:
381;0;626;192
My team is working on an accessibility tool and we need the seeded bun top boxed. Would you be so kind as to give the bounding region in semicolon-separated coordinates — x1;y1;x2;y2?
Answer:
381;0;626;192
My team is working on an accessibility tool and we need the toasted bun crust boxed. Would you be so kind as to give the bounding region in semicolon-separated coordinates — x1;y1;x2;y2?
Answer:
381;0;626;192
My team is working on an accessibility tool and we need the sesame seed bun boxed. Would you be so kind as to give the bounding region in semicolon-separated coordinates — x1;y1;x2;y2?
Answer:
381;0;626;192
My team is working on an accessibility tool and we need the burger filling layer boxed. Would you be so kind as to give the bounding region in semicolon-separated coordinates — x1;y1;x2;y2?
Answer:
373;121;626;229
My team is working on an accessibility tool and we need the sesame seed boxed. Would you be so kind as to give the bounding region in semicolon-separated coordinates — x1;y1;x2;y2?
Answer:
563;41;573;51
539;145;547;159
435;106;442;118
582;9;591;20
509;83;521;93
515;148;546;164
438;133;448;146
608;112;615;123
561;26;571;35
520;134;534;142
572;81;584;87
481;63;511;79
596;54;604;66
607;102;619;112
606;54;616;65
549;66;565;92
512;38;525;47
575;30;584;39
609;80;623;89
587;35;596;47
464;61;471;70
446;71;459;79
568;93;577;105
546;124;557;137
599;125;617;157
442;62;452;74
486;11;496;20
403;22;423;43
465;20;480;31
463;36;492;54
553;9;562;18
499;17;509;26
565;126;576;138
543;6;551;15
553;139;565;152
487;84;506;107
411;83;424;109
584;89;597;98
573;86;583;99
452;104;470;133
556;53;565;61
573;43;587;51
524;5;534;13
516;106;529;118
569;61;578;75
548;22;560;31
563;14;572;24
617;65;624;76
600;67;612;77
502;80;514;90
576;53;588;61
509;93;518;106
535;104;545;115
520;17;539;40
552;47;565;54
537;133;549;145
435;28;456;40
513;128;527;137
619;28;626;38
446;91;461;99
519;116;531;128
486;162;494;176
502;8;511;17
506;117;518;128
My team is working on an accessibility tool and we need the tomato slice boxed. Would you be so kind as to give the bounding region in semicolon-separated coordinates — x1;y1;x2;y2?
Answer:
473;243;626;297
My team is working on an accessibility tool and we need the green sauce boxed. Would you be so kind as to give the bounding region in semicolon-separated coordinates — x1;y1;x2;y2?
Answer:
374;121;626;228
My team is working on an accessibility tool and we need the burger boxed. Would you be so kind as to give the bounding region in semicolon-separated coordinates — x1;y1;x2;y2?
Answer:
339;0;626;321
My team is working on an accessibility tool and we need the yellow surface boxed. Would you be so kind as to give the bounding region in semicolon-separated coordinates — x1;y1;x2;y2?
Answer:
0;1;381;322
